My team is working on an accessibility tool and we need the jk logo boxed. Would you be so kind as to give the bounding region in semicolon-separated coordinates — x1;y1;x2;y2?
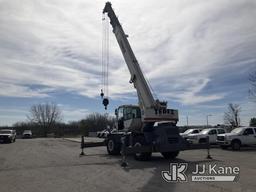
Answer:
162;163;188;182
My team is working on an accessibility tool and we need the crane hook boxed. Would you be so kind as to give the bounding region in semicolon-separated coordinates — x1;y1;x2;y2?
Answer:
102;98;109;110
100;89;104;98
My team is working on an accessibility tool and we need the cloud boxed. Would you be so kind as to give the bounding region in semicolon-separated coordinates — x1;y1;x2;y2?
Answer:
0;82;49;98
171;78;226;105
60;105;90;122
0;0;255;107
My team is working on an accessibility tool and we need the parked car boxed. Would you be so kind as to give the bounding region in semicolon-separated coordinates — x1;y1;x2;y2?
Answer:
22;130;32;139
180;129;201;139
217;127;256;150
0;129;16;143
187;128;226;144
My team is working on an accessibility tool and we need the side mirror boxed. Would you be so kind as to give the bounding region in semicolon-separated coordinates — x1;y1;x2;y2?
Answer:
115;109;118;116
243;132;248;136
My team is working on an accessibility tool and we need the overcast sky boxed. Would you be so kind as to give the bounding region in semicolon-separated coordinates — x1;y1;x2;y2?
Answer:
0;0;255;126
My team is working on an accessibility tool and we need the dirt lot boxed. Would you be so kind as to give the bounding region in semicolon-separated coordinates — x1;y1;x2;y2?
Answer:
0;138;255;192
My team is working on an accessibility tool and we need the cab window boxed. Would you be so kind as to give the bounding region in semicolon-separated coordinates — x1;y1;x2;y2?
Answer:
132;108;141;118
244;128;254;135
118;107;123;120
192;130;199;134
217;129;225;134
123;107;141;120
208;129;217;135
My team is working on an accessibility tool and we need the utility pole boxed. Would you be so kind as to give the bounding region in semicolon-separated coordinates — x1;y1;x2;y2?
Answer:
206;114;212;128
186;116;189;127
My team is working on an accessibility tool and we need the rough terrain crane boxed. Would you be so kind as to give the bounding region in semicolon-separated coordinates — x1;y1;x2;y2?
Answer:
101;2;206;160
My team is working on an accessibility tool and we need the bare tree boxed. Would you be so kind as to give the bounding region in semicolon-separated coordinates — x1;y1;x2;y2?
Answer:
249;71;256;101
250;117;256;127
27;103;62;137
224;103;241;128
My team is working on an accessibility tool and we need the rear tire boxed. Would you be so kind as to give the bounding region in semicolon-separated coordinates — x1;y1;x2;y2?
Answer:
133;140;152;161
133;135;152;161
106;138;121;155
161;151;179;159
231;140;241;151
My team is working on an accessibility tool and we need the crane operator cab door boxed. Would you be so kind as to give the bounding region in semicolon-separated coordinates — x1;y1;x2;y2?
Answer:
115;106;142;132
115;107;124;130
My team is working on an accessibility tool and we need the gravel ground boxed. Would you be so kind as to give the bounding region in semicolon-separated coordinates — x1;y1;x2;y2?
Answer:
0;138;255;192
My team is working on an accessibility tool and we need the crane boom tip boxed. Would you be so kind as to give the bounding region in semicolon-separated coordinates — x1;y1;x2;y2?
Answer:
103;2;112;14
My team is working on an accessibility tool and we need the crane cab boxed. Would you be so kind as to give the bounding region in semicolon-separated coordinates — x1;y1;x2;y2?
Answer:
115;105;143;132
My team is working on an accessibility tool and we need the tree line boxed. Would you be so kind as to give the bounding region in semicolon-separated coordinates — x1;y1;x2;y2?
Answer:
8;103;115;137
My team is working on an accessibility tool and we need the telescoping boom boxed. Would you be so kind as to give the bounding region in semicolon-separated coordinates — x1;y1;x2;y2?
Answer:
103;2;178;124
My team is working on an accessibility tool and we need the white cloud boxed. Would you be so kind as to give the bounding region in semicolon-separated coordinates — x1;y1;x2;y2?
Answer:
0;0;255;106
166;77;226;105
61;105;90;122
0;82;49;98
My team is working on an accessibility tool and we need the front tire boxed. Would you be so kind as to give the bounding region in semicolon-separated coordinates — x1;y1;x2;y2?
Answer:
106;138;120;155
161;151;179;159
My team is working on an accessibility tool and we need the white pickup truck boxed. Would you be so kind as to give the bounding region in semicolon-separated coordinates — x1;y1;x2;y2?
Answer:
0;129;16;143
187;128;226;144
217;127;256;150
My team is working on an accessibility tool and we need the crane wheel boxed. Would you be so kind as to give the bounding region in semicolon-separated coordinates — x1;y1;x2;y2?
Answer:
161;151;179;159
133;139;152;161
106;138;121;155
